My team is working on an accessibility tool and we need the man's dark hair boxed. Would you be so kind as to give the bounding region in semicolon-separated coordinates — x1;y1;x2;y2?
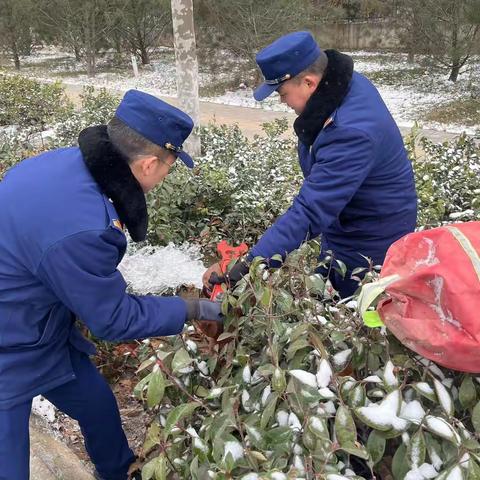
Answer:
294;50;329;82
107;116;168;163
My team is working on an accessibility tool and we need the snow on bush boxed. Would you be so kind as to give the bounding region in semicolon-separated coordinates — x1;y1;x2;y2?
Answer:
133;242;480;479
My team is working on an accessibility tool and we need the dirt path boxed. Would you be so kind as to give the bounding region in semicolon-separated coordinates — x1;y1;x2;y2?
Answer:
62;83;462;143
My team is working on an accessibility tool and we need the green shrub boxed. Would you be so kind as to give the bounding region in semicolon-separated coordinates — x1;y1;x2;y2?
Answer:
53;86;120;146
134;242;480;479
405;128;480;227
147;119;302;256
0;75;72;129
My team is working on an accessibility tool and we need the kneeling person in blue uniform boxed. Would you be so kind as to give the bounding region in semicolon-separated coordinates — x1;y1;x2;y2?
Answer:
204;31;417;298
0;90;222;480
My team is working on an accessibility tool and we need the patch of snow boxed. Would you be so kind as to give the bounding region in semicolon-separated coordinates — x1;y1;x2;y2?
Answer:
357;390;408;430
316;359;333;388
319;387;336;400
241;474;260;480
364;375;382;383
425;416;460;443
405;464;438;480
384;360;399;387
261;385;271;406
193;436;209;454
276;410;289;427
288;412;302;431
223;440;244;461
400;400;426;424
32;396;56;423
333;349;352;368
242;365;252;384
414;238;440;269
416;382;434;396
118;242;205;294
429;277;461;330
289;369;317;388
446;466;463;480
433;378;453;416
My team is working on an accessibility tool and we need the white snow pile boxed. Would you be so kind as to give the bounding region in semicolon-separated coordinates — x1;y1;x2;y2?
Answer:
118;242;205;295
32;395;56;422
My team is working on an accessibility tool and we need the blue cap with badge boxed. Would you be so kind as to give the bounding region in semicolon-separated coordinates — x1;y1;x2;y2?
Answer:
254;31;322;102
115;89;195;168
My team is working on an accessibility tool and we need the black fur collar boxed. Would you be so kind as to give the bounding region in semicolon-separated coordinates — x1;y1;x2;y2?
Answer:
78;125;148;242
294;50;354;146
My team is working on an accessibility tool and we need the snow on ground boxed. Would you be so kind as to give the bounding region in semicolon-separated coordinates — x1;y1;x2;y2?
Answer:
2;47;478;134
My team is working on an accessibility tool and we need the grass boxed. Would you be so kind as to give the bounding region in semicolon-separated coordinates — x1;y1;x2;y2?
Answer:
422;97;480;127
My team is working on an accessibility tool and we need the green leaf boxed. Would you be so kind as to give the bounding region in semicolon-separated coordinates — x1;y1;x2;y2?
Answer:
142;457;158;480
348;384;366;408
363;310;384;328
413;382;437;402
408;430;426;469
143;422;161;454
272;367;287;393
367;430;386;465
392;444;409;480
164;402;200;439
245;424;264;449
341;444;370;460
260;286;273;307
171;348;192;373
305;273;325;295
134;371;153;400
460;376;477;410
147;369;165;409
261;392;278;429
473;401;480;433
154;453;168;480
468;459;480;480
335;405;357;447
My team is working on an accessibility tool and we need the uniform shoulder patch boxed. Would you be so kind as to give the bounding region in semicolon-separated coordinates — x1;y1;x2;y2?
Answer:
112;219;124;231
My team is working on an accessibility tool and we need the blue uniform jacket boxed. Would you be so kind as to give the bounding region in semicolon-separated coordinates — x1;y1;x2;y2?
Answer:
0;126;187;408
250;50;417;269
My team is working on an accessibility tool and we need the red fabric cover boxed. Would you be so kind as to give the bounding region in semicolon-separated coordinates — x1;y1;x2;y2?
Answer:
378;222;480;372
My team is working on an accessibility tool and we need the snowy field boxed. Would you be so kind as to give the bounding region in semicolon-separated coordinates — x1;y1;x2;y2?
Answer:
1;46;478;134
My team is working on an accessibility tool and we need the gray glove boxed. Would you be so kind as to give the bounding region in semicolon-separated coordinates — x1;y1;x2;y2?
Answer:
185;299;223;323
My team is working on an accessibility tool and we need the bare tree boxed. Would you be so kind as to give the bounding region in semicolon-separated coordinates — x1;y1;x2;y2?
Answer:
0;0;34;70
38;0;117;76
196;0;316;78
171;0;200;156
397;0;480;82
113;0;172;65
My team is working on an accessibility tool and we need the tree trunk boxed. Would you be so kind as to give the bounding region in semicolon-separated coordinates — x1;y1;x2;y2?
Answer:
86;52;96;77
448;63;460;82
138;42;150;65
73;43;82;62
171;0;201;156
448;2;460;82
11;40;20;70
407;51;414;64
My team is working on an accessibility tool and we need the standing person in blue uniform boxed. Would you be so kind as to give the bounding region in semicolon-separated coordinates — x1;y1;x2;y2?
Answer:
204;31;417;298
0;90;222;480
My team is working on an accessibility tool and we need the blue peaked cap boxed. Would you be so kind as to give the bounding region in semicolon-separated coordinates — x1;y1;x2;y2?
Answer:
115;89;195;168
254;31;322;101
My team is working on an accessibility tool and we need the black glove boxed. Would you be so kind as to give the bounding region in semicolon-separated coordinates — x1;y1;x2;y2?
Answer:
185;299;223;323
209;260;250;289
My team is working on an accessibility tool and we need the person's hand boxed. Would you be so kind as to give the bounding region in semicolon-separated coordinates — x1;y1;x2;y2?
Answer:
209;260;250;289
185;299;223;323
202;262;223;291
